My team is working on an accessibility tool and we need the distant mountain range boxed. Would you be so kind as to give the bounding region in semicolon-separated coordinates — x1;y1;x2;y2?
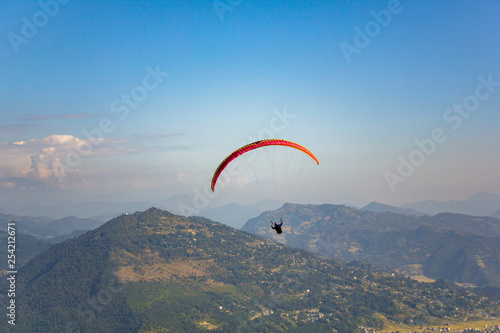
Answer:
5;201;155;220
2;177;498;223
200;203;261;229
241;203;500;289
361;201;426;216
0;213;99;275
0;213;103;239
200;200;283;229
361;192;500;218
401;192;500;217
2;208;498;332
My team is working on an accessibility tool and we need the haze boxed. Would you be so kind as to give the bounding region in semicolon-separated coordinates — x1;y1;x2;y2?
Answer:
1;0;499;213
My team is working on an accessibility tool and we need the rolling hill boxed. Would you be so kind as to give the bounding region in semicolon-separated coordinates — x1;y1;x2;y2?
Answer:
1;208;499;332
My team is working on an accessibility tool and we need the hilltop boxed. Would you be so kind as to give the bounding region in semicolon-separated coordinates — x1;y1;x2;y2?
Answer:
361;202;426;216
2;208;499;332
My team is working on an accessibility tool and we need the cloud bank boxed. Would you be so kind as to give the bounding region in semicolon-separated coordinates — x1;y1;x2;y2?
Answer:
0;133;194;192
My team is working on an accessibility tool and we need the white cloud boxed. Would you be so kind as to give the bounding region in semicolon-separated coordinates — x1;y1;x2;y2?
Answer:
8;135;90;151
1;135;91;183
30;147;63;181
0;133;197;189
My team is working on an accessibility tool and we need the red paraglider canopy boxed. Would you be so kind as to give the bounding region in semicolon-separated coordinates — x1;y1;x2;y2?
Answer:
211;139;319;192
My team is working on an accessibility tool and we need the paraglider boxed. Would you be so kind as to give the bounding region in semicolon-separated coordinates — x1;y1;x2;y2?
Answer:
210;139;318;235
271;218;284;234
210;139;319;192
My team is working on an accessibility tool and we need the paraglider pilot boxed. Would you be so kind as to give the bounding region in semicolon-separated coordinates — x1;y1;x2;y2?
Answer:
271;218;284;234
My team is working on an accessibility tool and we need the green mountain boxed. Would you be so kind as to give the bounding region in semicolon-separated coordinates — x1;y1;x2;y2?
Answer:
241;203;500;288
0;230;51;274
2;208;499;332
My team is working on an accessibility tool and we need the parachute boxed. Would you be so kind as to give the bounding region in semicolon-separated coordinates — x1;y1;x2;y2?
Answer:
211;139;319;192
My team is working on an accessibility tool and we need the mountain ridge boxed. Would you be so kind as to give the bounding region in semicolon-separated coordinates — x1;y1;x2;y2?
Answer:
241;203;500;288
361;201;426;216
401;192;500;217
2;207;499;332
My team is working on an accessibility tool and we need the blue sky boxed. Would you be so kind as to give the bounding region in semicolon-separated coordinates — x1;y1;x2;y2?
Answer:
1;0;499;210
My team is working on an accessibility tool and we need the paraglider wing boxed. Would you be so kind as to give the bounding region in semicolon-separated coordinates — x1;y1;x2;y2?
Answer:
211;139;319;191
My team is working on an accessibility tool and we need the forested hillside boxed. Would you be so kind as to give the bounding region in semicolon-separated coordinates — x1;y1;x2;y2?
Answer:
1;208;498;332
